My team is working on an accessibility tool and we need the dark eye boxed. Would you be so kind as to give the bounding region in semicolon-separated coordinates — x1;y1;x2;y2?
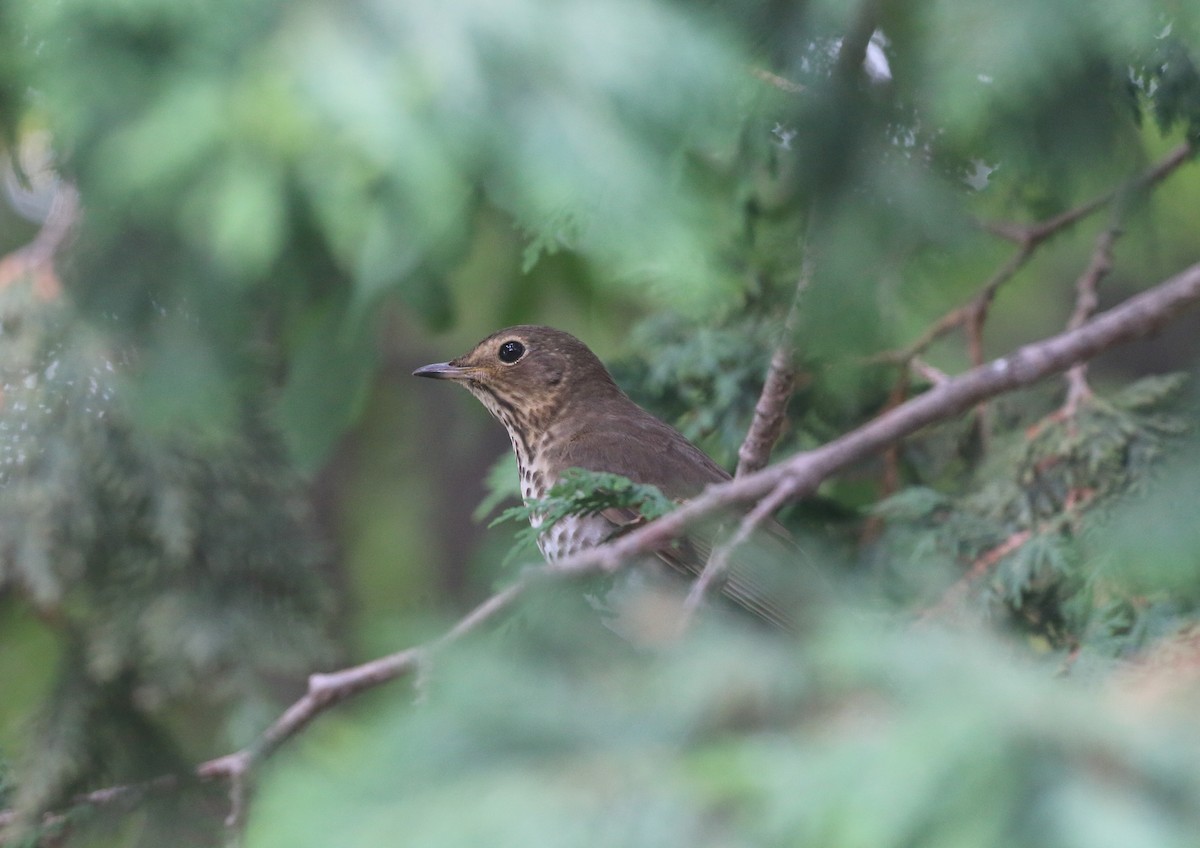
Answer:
498;340;525;363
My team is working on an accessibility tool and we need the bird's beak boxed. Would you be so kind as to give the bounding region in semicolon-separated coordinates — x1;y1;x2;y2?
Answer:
412;361;471;380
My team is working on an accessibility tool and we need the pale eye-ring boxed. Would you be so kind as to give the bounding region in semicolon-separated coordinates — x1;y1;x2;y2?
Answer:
498;340;525;363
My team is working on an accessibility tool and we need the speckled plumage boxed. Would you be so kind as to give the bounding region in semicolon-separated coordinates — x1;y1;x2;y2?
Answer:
414;325;793;627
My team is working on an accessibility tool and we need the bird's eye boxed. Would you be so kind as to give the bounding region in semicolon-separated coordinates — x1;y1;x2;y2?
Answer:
498;340;525;363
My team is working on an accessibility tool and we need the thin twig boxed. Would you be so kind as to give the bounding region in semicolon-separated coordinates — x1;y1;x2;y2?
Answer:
1062;223;1122;415
679;479;800;624
750;68;805;94
876;366;911;502
0;774;180;840
875;142;1193;367
910;358;950;387
874;244;1034;365
6;257;1200;842
917;530;1034;622
736;248;812;477
0;181;78;298
984;142;1192;247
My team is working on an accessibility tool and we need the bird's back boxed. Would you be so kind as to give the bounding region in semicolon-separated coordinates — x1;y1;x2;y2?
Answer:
545;394;730;500
543;391;799;630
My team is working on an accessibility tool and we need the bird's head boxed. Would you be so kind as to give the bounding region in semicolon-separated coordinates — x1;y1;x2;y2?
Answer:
413;325;618;431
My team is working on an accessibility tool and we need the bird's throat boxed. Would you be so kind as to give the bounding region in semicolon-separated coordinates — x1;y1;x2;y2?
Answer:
465;382;551;504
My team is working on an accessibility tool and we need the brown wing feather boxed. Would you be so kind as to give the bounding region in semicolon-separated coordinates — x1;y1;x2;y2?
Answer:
598;506;797;631
550;404;731;499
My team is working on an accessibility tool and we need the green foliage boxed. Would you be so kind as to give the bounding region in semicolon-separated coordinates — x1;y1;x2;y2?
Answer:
867;375;1191;646
0;279;335;836
613;314;777;469
248;609;1200;848
1133;33;1200;142
472;454;524;524
490;468;674;564
2;0;1200;845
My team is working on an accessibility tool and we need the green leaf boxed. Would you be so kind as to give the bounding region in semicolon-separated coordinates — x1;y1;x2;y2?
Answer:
473;455;521;523
489;469;675;564
275;308;377;473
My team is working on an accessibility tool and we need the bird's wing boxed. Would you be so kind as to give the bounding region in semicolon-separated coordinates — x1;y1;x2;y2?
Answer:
599;505;798;631
552;408;731;499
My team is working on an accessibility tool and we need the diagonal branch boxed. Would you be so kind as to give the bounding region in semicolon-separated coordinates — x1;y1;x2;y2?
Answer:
876;141;1194;367
736;248;812;477
6;258;1200;842
875;244;1034;365
679;479;800;625
1062;222;1122;413
984;142;1193;248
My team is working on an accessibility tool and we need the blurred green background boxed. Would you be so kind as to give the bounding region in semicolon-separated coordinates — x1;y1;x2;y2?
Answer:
2;0;1200;845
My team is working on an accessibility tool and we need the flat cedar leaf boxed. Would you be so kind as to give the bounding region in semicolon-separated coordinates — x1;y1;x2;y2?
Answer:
489;469;675;565
999;533;1077;607
1108;373;1188;411
474;455;522;523
490;469;675;530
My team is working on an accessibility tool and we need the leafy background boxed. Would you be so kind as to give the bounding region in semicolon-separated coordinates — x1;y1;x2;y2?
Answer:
2;0;1200;845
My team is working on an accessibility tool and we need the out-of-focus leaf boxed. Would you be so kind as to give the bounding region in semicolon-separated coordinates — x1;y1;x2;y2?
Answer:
192;155;287;279
247;609;1200;848
276;308;377;472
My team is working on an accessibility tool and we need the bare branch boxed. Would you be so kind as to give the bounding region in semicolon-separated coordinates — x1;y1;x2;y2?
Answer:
910;358;950;387
735;340;798;477
874;243;1034;365
738;0;884;475
736;251;812;477
985;142;1192;248
0;774;180;842
679;479;800;625
876;142;1193;367
917;530;1033;622
0;181;78;299
1066;228;1120;334
1062;223;1122;414
750;68;805;94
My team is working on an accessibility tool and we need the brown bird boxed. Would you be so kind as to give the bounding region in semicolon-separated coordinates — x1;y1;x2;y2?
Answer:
413;325;795;628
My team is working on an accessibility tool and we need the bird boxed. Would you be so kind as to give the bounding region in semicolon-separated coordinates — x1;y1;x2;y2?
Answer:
413;325;797;629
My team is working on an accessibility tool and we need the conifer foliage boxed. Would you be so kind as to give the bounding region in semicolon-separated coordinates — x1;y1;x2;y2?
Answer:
2;0;1200;846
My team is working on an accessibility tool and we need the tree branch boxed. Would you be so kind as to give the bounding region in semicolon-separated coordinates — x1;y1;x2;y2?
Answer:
736;250;812;477
875;243;1034;365
876;141;1193;367
984;142;1192;247
832;0;883;82
679;479;800;625
750;68;805;94
1062;222;1122;413
917;530;1033;622
6;258;1200;842
0;181;78;299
